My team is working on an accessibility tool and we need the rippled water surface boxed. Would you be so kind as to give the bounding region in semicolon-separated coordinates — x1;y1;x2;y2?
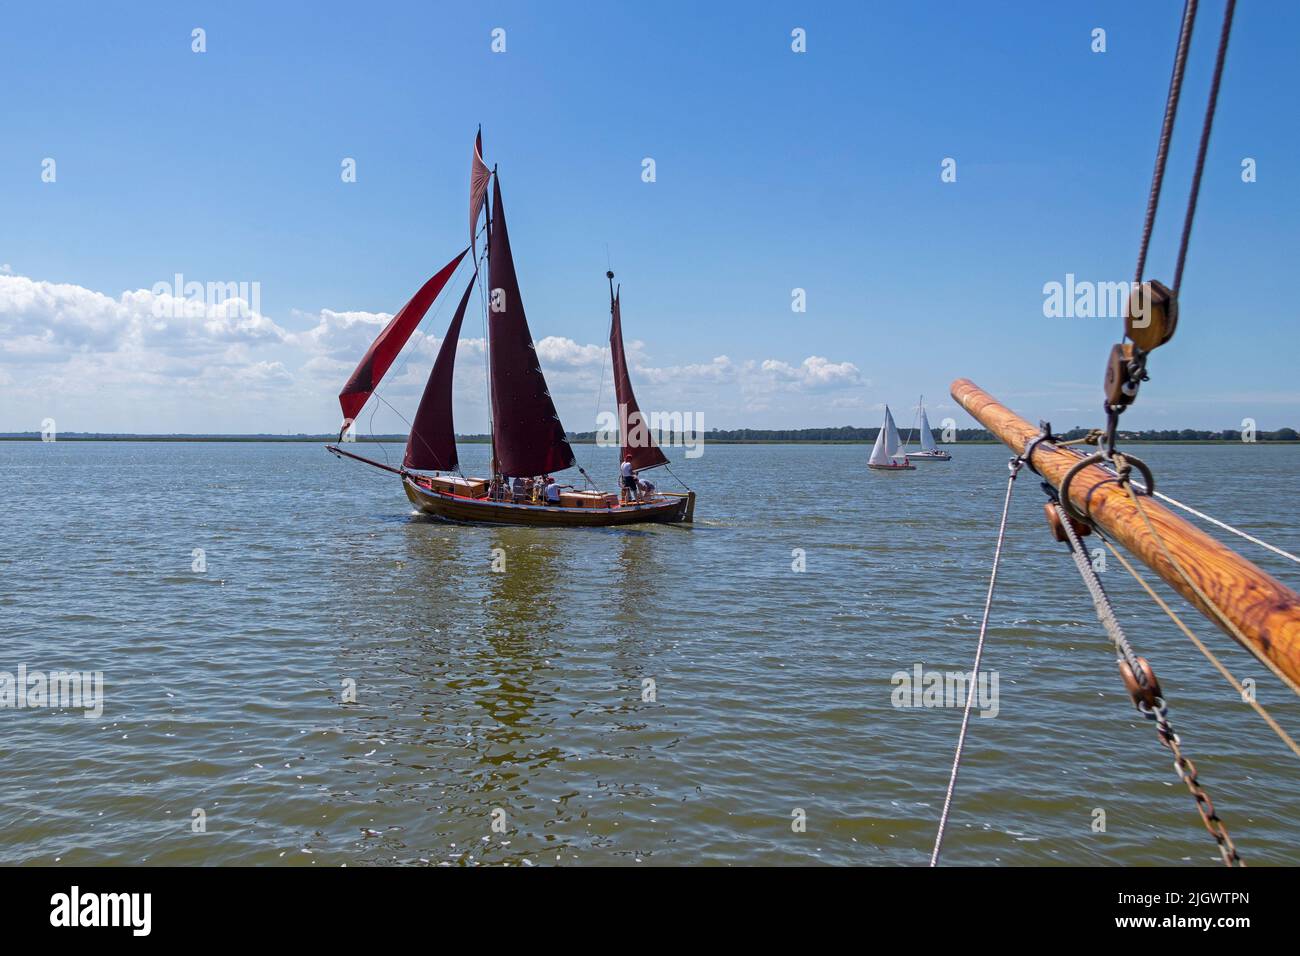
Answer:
2;440;1299;866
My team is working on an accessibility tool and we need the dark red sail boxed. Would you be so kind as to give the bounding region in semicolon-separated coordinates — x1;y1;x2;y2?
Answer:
609;287;668;472
402;275;475;472
487;175;575;476
338;248;468;428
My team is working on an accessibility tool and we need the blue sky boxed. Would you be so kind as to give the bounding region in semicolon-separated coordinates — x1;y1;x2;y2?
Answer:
1;1;1297;434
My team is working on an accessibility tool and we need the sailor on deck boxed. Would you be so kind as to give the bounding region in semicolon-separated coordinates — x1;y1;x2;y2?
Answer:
544;476;561;504
620;455;637;503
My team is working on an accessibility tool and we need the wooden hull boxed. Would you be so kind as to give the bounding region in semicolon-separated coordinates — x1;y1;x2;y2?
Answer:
403;478;694;526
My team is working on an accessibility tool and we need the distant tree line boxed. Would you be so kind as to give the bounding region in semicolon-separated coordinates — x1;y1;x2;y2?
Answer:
3;425;1297;443
558;425;1300;443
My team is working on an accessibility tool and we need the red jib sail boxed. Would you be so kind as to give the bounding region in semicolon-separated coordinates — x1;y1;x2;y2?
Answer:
609;287;668;472
402;276;475;472
487;175;575;477
337;249;468;428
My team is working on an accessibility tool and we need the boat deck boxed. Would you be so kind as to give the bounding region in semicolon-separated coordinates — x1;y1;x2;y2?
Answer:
403;477;694;526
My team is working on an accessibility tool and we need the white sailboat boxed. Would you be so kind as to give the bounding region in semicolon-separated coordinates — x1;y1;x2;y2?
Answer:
904;396;953;461
868;405;915;471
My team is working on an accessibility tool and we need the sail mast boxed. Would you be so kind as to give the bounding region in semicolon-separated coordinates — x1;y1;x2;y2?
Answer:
485;165;497;480
485;173;575;477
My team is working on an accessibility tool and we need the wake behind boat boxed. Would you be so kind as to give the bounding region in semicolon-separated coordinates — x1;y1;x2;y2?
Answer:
326;130;695;527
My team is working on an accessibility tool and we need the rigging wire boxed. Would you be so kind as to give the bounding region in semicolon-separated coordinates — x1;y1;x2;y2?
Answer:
1149;487;1300;567
1100;534;1300;760
1124;482;1300;697
360;254;476;473
1066;444;1300;568
1174;0;1238;293
930;455;1022;866
1051;495;1242;867
1134;0;1199;286
584;308;610;488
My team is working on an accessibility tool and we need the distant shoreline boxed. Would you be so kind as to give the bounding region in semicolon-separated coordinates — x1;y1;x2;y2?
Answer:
3;435;1297;446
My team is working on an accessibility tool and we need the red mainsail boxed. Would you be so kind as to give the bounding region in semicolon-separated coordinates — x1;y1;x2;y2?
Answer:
338;249;468;428
402;275;475;472
487;176;575;476
609;287;668;472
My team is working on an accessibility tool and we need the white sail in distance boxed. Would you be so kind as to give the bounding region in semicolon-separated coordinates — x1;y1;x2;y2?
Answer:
919;405;938;453
871;405;906;465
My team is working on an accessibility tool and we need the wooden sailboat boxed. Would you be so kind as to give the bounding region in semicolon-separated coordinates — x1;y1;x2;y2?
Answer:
902;396;951;461
867;405;914;471
326;130;695;527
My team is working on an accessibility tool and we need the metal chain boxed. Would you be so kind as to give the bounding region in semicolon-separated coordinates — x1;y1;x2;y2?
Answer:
1144;698;1243;866
1050;496;1243;866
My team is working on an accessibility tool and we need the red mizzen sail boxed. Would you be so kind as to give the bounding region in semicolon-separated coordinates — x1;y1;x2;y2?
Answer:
487;175;575;476
402;275;475;472
469;129;491;259
609;286;668;472
337;248;468;428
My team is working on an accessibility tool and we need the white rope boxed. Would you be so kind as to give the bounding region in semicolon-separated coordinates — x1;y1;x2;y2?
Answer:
1088;455;1300;567
930;457;1021;866
1152;489;1300;566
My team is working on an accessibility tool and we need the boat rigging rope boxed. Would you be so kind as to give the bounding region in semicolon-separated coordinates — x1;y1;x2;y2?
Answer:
1134;0;1199;287
1049;494;1243;866
1174;0;1237;293
1124;481;1300;696
1109;0;1237;458
662;462;692;493
1099;534;1300;760
930;454;1023;866
1150;488;1300;567
1059;440;1300;568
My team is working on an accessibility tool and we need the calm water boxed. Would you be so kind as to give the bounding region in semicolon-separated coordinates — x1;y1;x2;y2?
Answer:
2;440;1299;866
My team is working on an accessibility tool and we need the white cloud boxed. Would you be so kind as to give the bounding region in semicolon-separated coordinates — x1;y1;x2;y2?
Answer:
0;270;869;432
758;355;863;389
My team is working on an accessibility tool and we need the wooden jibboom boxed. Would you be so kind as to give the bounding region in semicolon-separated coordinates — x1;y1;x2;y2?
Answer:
951;378;1300;691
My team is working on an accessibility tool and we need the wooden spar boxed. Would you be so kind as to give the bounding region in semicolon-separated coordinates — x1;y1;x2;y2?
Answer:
326;444;405;476
951;377;1300;692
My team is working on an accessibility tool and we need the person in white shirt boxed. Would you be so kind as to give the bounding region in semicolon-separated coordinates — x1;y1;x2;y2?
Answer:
544;476;561;504
620;455;637;503
637;477;656;499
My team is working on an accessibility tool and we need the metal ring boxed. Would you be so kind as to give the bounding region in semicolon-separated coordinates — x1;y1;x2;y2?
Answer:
1059;450;1158;526
1114;452;1157;497
1058;452;1104;525
1020;431;1054;476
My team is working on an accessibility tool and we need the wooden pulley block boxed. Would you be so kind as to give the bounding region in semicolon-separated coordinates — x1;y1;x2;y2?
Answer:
1125;279;1178;352
1118;656;1162;710
1043;502;1091;542
1103;343;1139;406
